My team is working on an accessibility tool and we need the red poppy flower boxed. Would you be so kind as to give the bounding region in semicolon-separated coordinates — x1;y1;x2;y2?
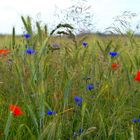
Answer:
112;63;118;70
0;49;10;57
9;104;23;117
134;71;140;82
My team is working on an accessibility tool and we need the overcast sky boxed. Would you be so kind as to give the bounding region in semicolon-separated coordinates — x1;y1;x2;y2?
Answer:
0;0;140;34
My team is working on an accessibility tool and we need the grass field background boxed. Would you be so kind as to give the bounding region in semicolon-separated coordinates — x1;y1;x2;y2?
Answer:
0;16;140;140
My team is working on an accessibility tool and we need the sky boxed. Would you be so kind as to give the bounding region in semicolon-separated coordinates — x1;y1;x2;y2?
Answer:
0;0;140;34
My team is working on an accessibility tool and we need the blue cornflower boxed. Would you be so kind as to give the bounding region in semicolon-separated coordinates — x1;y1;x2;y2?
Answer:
47;110;56;115
76;102;82;106
26;48;36;54
86;84;94;90
132;117;137;123
74;96;83;106
24;33;31;39
82;42;88;47
109;52;118;57
137;118;140;122
74;96;83;102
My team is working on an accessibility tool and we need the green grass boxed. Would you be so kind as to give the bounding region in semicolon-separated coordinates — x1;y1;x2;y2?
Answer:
0;16;140;140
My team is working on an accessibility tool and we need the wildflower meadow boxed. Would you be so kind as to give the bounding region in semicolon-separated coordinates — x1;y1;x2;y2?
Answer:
0;16;140;140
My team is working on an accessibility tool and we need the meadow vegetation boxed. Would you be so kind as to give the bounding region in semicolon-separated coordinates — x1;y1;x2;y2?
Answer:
0;16;140;140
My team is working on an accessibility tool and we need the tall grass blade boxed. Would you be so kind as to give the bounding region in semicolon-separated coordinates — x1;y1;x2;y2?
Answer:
17;124;36;140
44;25;48;36
63;80;72;109
36;22;42;45
4;112;13;140
105;40;112;56
21;16;28;32
27;16;33;35
129;125;135;140
26;105;39;137
12;27;15;49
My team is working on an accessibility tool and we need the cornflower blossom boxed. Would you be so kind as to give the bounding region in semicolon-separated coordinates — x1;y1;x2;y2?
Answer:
137;118;140;122
132;117;137;123
47;110;56;115
132;117;140;123
74;96;83;106
86;84;94;90
109;52;118;57
26;48;36;54
24;33;31;39
82;42;88;47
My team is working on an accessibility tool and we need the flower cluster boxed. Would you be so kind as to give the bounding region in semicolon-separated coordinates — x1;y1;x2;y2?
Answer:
23;34;36;55
132;117;140;123
74;96;83;106
4;34;139;135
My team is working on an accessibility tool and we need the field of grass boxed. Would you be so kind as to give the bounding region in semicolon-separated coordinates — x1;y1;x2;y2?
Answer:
0;16;140;140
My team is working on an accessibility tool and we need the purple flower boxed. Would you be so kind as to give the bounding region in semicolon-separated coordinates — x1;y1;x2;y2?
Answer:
47;110;56;115
109;52;118;57
51;43;60;48
82;42;88;47
74;96;83;102
24;33;31;39
74;96;83;106
77;102;82;106
26;48;36;54
86;84;94;90
132;117;137;123
137;118;140;122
